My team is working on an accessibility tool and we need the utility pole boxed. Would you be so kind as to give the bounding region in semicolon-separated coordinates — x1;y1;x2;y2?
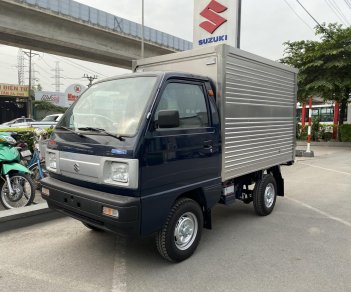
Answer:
31;63;39;90
83;74;98;87
17;49;25;85
237;0;242;49
52;61;63;92
23;49;39;118
141;0;144;59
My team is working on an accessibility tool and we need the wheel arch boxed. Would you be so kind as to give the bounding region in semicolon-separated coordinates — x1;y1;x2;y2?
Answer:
267;165;284;196
175;185;220;230
177;188;207;209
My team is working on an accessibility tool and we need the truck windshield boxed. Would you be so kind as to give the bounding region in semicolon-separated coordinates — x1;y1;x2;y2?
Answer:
58;76;157;137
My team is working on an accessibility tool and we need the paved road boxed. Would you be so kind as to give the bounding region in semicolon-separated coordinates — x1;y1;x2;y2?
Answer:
0;146;350;291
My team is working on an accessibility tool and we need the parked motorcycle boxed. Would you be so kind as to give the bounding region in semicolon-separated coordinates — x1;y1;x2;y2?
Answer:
0;132;35;209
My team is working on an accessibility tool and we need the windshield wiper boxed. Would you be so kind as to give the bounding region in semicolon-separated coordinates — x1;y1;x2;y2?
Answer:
78;127;125;141
56;126;86;137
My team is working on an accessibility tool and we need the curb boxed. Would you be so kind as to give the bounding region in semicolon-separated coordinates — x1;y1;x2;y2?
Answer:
0;203;64;233
297;141;351;147
296;149;314;157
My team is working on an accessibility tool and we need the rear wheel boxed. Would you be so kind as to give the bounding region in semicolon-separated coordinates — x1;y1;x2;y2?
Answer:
0;173;35;209
253;174;277;216
156;198;203;262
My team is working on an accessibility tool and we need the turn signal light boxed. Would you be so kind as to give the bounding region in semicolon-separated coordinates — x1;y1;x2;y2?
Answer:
102;206;119;218
42;187;50;197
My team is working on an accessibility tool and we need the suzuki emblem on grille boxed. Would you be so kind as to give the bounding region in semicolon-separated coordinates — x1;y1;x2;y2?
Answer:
73;163;80;173
200;0;228;34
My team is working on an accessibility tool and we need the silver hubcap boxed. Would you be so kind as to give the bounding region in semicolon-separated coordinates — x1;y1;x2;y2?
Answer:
174;212;198;251
264;183;275;208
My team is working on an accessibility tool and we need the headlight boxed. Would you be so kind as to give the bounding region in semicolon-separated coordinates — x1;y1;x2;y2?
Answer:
48;152;57;170
111;162;129;183
102;159;138;189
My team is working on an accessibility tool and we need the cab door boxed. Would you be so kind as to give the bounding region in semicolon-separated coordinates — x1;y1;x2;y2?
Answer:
140;79;221;195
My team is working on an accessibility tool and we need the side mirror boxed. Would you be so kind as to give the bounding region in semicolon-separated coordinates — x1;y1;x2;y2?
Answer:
158;110;180;128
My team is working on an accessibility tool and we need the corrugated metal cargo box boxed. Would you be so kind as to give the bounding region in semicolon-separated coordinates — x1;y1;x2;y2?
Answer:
133;44;298;182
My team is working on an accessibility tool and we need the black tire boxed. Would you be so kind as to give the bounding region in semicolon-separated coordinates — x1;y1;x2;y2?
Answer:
82;222;103;232
253;174;277;216
155;198;203;262
0;173;35;209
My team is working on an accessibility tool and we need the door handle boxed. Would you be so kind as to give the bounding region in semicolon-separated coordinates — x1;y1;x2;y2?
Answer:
203;140;213;153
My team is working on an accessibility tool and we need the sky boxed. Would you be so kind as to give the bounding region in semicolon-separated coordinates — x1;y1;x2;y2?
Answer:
0;0;351;92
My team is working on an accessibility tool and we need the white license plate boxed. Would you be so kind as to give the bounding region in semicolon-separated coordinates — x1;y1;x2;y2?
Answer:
21;150;32;157
42;187;50;196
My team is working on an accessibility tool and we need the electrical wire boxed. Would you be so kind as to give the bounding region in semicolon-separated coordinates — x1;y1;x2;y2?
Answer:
329;0;350;25
29;64;54;88
37;56;64;90
325;0;350;26
39;55;86;81
35;55;84;90
39;55;54;70
346;0;351;9
62;76;84;80
283;0;314;32
51;55;107;78
34;63;52;76
296;0;325;31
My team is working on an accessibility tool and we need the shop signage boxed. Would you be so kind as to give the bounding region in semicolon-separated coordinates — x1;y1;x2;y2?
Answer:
0;84;29;97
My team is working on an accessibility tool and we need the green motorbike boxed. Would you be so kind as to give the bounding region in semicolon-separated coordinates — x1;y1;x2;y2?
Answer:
0;133;35;209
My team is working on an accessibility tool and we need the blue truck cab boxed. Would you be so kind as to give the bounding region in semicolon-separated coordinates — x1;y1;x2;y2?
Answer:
42;72;222;261
42;45;297;262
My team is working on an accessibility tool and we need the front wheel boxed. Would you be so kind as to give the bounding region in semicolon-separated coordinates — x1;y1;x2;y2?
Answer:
253;174;277;216
156;198;203;262
0;173;35;209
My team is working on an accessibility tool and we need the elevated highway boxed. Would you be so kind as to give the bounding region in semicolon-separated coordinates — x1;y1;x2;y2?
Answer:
0;0;192;69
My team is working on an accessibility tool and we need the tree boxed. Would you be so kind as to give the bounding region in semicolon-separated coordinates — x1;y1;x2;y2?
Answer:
35;83;43;92
281;23;351;125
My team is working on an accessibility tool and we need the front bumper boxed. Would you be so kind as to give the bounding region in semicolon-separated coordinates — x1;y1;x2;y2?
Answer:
41;177;140;237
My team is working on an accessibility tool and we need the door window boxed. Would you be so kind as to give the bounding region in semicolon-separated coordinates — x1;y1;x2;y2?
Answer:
155;82;209;128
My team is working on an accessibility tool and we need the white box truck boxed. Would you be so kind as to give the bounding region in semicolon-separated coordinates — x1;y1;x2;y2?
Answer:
42;44;297;262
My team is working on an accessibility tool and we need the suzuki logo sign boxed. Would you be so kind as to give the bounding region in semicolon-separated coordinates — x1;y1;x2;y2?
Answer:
194;0;240;48
199;0;228;34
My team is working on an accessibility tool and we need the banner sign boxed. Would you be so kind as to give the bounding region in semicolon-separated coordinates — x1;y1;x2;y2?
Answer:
65;84;85;106
35;91;65;107
0;84;29;97
35;84;86;108
193;0;240;48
